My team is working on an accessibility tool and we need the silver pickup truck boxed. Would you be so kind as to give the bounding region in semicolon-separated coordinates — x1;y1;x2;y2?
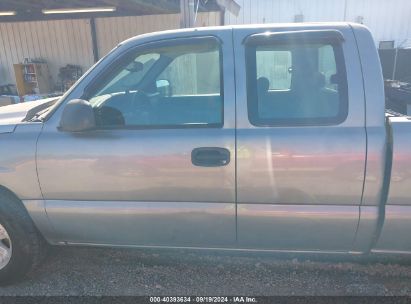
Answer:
0;22;410;284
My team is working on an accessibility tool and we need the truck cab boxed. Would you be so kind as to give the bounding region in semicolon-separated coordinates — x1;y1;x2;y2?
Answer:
34;23;380;252
0;22;410;284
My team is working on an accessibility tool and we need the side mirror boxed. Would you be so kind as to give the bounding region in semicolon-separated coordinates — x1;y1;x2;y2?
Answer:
156;79;171;97
59;99;96;132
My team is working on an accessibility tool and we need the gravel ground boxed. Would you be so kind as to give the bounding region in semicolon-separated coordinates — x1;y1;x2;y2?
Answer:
1;246;411;296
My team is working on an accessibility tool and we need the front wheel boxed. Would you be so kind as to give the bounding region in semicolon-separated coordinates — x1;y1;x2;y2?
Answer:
0;224;12;273
0;190;46;285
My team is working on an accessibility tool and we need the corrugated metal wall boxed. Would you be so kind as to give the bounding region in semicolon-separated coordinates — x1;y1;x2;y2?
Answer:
0;19;94;85
95;12;220;56
0;12;221;87
95;15;180;56
225;0;411;48
343;0;411;47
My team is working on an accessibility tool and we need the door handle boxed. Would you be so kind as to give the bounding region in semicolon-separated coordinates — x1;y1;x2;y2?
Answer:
191;147;230;167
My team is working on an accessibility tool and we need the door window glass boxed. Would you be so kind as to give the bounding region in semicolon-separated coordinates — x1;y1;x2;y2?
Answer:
157;51;220;95
87;37;223;128
246;39;348;126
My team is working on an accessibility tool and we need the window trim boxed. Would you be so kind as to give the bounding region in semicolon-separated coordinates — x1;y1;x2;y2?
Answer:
245;30;349;127
83;35;225;130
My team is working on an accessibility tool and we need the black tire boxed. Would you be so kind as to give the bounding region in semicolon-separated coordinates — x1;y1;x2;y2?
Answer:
0;189;46;285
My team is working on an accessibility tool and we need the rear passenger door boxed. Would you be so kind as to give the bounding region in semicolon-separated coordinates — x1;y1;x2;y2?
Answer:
234;27;367;251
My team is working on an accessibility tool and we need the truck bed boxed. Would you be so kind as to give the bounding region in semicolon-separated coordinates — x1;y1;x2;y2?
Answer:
374;115;411;252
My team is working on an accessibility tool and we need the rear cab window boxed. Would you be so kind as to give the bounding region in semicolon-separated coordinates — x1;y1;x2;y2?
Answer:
245;31;348;126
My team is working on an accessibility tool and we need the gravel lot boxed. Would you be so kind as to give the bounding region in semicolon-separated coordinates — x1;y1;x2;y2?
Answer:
0;246;411;296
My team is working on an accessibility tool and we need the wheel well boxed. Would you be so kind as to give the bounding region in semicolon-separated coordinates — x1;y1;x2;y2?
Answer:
0;185;26;208
0;184;49;242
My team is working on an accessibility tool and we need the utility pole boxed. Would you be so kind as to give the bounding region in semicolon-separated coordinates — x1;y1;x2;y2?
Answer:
180;0;196;28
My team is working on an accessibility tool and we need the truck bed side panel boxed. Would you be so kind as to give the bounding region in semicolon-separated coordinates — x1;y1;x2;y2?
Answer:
375;117;411;252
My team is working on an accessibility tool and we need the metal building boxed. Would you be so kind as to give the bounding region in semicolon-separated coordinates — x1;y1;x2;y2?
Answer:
0;0;222;88
0;0;409;89
225;0;411;48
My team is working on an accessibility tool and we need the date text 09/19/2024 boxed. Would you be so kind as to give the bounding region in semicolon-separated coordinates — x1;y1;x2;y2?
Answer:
149;296;257;303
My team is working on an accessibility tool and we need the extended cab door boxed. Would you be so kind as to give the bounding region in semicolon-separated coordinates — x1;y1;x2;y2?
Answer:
234;26;367;251
36;30;236;247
